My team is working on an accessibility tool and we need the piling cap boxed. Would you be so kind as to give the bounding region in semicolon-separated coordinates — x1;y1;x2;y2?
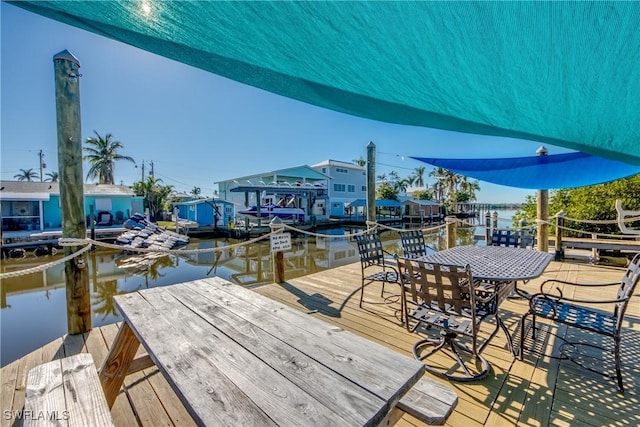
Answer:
54;49;80;67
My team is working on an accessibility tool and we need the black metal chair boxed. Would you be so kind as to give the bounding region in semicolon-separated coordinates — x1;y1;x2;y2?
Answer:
354;232;401;310
520;252;640;393
397;258;501;381
491;229;520;247
490;229;533;299
399;229;431;259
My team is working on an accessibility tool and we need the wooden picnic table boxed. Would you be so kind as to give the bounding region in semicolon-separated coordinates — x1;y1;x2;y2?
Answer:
98;277;427;426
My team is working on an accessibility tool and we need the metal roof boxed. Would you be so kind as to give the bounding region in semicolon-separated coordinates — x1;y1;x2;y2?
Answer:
0;181;136;197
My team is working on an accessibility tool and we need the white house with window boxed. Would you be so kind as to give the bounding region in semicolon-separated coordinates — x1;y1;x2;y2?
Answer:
311;160;366;217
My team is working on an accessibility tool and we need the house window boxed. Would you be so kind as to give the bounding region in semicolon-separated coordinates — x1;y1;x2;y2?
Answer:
1;200;41;231
95;198;112;212
322;167;327;174
347;185;355;192
333;184;346;192
361;186;366;191
336;168;348;173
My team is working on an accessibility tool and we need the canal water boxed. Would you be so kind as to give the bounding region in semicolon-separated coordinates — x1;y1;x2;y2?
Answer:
1;210;518;366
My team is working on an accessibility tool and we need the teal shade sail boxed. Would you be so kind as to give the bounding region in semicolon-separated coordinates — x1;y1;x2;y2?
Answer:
411;153;640;190
10;1;640;164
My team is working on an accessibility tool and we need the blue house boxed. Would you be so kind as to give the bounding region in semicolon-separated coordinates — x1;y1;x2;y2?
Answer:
173;198;235;228
0;181;143;232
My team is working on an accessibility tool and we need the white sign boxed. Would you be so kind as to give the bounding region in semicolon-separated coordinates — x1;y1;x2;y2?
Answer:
270;233;292;252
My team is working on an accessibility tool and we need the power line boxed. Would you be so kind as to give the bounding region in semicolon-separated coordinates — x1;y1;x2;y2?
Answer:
376;162;424;171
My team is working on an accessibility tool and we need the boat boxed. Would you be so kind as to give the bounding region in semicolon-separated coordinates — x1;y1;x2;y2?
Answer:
238;204;306;222
115;213;190;250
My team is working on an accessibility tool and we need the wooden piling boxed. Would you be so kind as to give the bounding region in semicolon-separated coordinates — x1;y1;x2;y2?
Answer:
536;146;549;253
555;211;566;260
366;142;376;228
445;216;457;249
54;49;91;334
484;211;491;244
270;218;286;284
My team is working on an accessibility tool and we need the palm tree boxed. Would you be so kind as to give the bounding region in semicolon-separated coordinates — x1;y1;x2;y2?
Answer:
459;178;481;202
132;176;173;220
14;168;38;181
414;166;426;187
45;171;59;182
429;167;447;200
84;131;135;184
191;186;201;197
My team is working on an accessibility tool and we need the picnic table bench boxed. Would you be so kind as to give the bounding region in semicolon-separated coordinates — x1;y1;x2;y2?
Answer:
24;353;113;426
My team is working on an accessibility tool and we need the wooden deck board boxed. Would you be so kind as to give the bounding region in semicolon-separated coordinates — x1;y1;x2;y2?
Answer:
1;259;637;426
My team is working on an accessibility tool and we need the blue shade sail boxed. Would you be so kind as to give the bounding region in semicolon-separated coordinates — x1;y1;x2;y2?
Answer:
411;153;640;190
9;1;640;164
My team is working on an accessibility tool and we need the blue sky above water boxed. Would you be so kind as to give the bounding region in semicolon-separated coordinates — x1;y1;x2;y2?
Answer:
1;3;571;203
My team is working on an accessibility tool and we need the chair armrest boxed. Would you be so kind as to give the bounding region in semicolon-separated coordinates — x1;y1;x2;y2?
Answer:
530;290;629;306
539;279;619;294
382;249;399;259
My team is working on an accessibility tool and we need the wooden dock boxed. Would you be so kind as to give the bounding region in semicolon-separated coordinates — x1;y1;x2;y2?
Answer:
2;259;638;426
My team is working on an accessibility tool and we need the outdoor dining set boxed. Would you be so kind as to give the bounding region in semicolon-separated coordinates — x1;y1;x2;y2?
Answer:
354;229;640;391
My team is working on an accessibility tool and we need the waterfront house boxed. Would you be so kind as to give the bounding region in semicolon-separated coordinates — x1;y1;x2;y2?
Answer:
0;181;143;232
401;199;443;222
216;165;331;221
311;160;366;217
172;197;235;229
344;198;403;221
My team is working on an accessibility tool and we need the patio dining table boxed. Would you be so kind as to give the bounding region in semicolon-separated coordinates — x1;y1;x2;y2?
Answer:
416;245;553;284
98;277;427;426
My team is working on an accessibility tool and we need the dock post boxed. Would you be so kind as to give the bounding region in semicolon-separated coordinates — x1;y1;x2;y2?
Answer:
89;204;95;241
536;146;549;253
270;217;286;284
555;211;566;260
484;211;491;244
491;211;498;230
54;49;91;334
366;142;376;230
445;216;457;249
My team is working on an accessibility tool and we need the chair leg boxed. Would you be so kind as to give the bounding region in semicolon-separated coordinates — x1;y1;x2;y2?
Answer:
614;336;624;393
519;312;530;360
359;279;365;308
413;333;491;381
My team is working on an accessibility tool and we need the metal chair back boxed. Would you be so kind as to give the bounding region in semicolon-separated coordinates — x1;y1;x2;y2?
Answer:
398;258;479;338
354;232;400;310
614;253;640;328
354;232;387;269
397;257;499;381
490;229;520;247
399;229;429;259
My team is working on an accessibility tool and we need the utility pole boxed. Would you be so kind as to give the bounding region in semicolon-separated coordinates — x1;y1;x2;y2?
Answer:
150;160;155;179
38;149;46;181
141;160;145;181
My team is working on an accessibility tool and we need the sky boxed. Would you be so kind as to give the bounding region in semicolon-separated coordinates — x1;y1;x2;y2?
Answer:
1;3;573;203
